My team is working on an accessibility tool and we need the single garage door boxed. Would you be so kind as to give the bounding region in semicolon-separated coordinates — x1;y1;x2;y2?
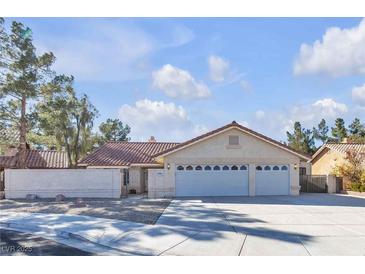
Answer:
255;165;290;195
175;164;249;197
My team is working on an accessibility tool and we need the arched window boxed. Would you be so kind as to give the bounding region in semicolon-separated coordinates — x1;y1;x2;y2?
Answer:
240;165;247;170
195;165;202;170
231;165;238;170
256;166;262;171
213;165;221;170
186;165;193;171
281;165;288;171
204;165;212;171
222;165;229;170
177;165;184;171
264;165;271;171
273;165;279;171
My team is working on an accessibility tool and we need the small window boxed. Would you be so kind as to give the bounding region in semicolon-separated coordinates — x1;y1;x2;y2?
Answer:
281;165;288;171
195;165;202;170
231;165;238;170
222;165;229;170
240;165;247;170
273;166;279;171
256;166;262;171
177;165;184;171
229;135;239;145
213;165;221;170
264;165;271;171
186;165;193;171
204;165;212;171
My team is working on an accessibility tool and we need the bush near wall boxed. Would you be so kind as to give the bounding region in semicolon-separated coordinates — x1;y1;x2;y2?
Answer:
332;149;365;192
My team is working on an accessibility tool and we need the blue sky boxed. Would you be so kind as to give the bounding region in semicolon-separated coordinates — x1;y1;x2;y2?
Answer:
10;17;365;142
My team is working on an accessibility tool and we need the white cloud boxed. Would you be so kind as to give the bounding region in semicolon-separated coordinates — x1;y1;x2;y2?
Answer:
208;55;230;82
152;64;211;99
294;19;365;76
352;84;365;106
253;98;348;139
118;99;206;141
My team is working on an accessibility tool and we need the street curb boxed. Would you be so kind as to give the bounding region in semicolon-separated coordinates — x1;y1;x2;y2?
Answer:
0;220;141;256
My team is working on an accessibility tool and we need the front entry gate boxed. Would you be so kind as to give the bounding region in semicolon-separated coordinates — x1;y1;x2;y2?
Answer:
300;175;328;193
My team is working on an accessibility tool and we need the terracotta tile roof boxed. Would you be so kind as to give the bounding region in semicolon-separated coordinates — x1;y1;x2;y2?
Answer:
153;121;311;160
310;142;365;163
79;142;180;166
0;150;69;169
325;143;365;155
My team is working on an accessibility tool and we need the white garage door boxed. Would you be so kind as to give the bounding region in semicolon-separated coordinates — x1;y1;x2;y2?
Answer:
255;165;290;195
175;164;249;197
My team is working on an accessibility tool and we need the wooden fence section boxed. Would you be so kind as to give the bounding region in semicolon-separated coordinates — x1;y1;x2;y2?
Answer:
300;175;328;193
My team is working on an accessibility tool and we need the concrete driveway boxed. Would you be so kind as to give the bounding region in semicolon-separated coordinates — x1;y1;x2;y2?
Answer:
157;194;365;255
1;194;364;255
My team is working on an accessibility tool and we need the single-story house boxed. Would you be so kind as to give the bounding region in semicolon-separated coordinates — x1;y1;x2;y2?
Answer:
80;121;310;197
310;142;365;175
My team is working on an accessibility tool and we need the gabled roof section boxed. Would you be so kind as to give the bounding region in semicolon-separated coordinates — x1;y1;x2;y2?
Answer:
310;142;365;163
79;141;180;167
153;121;311;160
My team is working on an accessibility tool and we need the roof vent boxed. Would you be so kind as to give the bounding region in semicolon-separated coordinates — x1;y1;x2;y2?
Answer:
148;136;156;143
342;137;348;144
231;120;237;124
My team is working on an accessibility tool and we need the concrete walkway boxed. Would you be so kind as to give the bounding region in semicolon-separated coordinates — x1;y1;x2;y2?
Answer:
1;194;365;255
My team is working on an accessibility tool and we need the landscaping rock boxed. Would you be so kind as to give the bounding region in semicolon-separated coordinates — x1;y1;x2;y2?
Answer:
55;194;66;202
25;194;37;200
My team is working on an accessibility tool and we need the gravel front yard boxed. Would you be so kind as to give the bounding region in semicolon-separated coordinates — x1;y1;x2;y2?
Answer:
0;198;171;224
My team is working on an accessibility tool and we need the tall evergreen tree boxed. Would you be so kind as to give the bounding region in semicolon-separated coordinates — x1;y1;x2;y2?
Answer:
331;118;348;142
35;75;98;167
99;118;131;143
313;118;329;144
286;121;315;154
0;19;55;167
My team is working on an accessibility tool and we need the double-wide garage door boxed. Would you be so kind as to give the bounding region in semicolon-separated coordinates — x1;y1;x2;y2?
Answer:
175;164;290;196
175;164;249;197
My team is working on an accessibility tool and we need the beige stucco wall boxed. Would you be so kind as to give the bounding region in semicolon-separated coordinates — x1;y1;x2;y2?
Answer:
155;128;302;197
312;149;345;175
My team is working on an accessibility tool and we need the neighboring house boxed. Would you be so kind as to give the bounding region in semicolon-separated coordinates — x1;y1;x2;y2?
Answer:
310;142;365;175
80;121;310;197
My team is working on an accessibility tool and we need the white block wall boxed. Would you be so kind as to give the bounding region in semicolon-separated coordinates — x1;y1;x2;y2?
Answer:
148;169;172;198
5;169;122;199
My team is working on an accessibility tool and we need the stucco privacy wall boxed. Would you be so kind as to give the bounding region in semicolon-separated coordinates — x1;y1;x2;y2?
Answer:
148;169;170;198
156;128;301;197
5;169;121;199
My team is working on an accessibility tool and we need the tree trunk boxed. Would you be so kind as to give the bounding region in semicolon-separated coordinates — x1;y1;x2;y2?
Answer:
64;133;73;168
17;94;27;168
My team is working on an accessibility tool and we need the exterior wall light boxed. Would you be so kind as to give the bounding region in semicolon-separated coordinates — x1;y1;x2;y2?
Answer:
167;163;170;170
294;163;298;170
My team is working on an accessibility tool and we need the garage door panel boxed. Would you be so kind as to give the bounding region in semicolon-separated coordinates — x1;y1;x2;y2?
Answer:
255;165;289;195
176;169;248;197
